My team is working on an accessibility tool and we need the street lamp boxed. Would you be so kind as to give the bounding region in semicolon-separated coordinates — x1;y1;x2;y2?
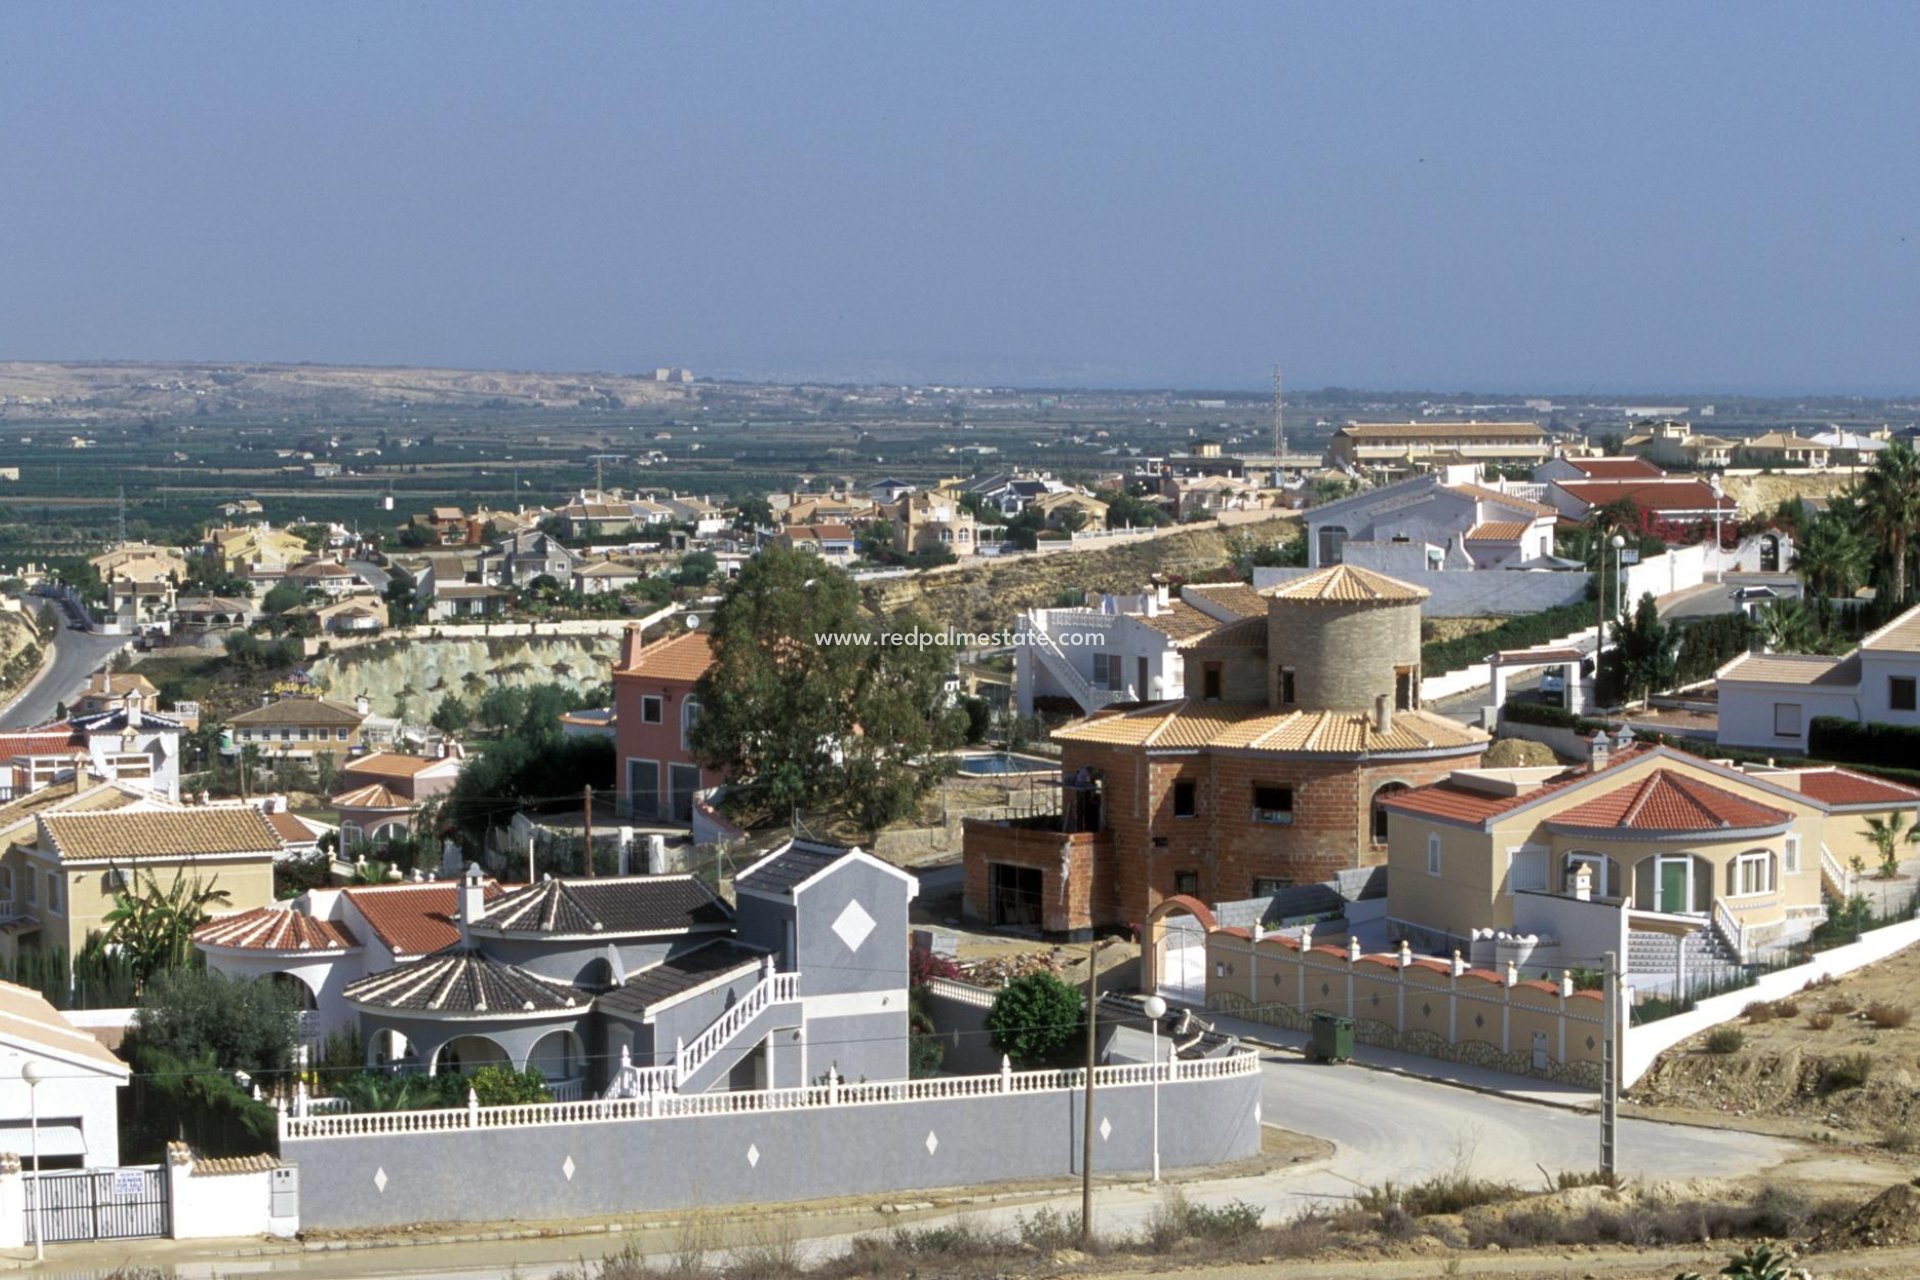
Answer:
1610;534;1627;623
21;1059;46;1262
1140;995;1168;1182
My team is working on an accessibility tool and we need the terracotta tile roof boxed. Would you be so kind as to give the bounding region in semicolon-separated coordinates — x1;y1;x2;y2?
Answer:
195;906;358;952
0;732;80;758
1445;483;1558;517
575;559;644;577
1178;615;1267;650
1744;432;1826;450
1131;601;1222;641
331;782;414;810
344;949;584;1014
266;812;324;844
1260;564;1427;604
1340;422;1544;441
1789;768;1920;808
1181;583;1267;620
598;941;767;1015
191;1154;282;1176
1565;457;1666;479
615;629;715;682
478;875;732;936
1717;651;1859;686
229;696;365;728
1551;769;1791;833
1464;521;1529;543
1053;701;1486;757
1863;606;1920;654
1380;747;1655;826
342;881;506;956
38;807;286;862
340;752;449;781
1553;479;1735;515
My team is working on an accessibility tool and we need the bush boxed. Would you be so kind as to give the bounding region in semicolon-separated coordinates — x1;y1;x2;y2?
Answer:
118;1042;279;1163
1422;602;1597;677
1821;1052;1873;1092
984;972;1084;1067
1706;1026;1746;1054
1771;997;1800;1018
1744;1000;1777;1023
1865;1001;1911;1029
1810;716;1920;767
1806;1010;1836;1031
1748;1183;1813;1237
131;967;301;1076
908;949;960;987
1358;1170;1520;1217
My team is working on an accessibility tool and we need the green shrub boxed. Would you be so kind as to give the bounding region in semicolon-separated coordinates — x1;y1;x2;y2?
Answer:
1422;602;1597;677
984;972;1084;1067
1705;1026;1746;1054
1810;716;1920;767
1821;1052;1873;1092
132;967;301;1076
118;1042;279;1163
1865;1001;1911;1029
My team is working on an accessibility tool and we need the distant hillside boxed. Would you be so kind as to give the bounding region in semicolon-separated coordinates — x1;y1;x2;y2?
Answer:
860;516;1300;633
0;360;689;421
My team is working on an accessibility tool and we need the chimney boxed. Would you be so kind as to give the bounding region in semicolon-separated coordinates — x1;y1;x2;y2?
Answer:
1588;729;1611;773
457;861;487;944
126;693;142;731
619;623;645;669
1373;694;1392;736
260;692;273;708
355;693;370;716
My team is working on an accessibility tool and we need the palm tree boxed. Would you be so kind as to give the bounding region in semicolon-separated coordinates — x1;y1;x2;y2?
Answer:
1755;598;1818;654
100;868;232;987
1862;811;1918;881
1857;440;1920;607
1793;510;1870;603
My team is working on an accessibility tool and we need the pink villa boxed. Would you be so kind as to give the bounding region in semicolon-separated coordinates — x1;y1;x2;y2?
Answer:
330;746;466;850
613;627;719;823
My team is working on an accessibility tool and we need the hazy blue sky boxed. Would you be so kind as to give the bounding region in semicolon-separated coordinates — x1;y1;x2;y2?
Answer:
2;4;1915;392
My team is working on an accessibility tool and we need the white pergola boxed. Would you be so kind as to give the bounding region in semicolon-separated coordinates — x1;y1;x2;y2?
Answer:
1489;645;1588;715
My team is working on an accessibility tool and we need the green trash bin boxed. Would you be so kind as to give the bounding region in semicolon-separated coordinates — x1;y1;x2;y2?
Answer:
1310;1011;1354;1063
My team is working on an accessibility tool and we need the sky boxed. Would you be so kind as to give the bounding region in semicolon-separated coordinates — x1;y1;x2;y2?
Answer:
1;4;1916;393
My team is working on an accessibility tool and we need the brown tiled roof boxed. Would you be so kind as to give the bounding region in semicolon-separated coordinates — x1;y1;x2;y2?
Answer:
266;812;324;844
598;941;767;1016
1717;651;1859;686
344;949;582;1014
1132;601;1222;642
1444;483;1558;517
191;1154;281;1176
1553;479;1735;515
1551;769;1791;833
1785;768;1920;809
39;807;285;862
1178;614;1268;651
1260;564;1427;604
229;697;365;728
195;906;358;952
1053;701;1485;756
575;559;644;577
1181;583;1267;620
1464;521;1529;543
477;875;732;937
331;782;413;810
1379;746;1654;826
342;881;507;956
1566;457;1666;479
616;629;714;682
0;731;79;758
341;752;447;781
0;980;130;1074
1863;607;1920;654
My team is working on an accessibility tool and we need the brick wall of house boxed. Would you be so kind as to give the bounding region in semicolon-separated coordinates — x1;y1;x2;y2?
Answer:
960;820;1110;935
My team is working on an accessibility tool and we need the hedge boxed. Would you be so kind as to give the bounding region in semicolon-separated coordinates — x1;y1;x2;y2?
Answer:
1808;717;1920;769
1422;601;1598;678
1672;612;1756;687
1499;701;1609;734
1497;707;1920;787
119;1042;279;1163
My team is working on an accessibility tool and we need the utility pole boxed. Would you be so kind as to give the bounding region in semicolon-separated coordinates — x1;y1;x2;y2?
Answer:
1600;949;1618;1179
117;486;127;546
1081;940;1099;1245
1271;365;1285;484
583;784;595;877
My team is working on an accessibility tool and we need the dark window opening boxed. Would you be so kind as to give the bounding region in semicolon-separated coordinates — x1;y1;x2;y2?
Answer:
1279;668;1296;706
1173;780;1197;818
1395;667;1416;712
1174;871;1200;896
1252;876;1290;897
1894;677;1918;713
1202;662;1222;701
1252;785;1293;824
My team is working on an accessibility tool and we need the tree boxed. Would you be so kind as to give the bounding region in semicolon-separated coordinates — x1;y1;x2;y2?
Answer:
690;543;964;828
733;496;773;530
1754;598;1818;654
384;567;421;626
431;694;472;736
1605;593;1677;707
960;694;992;745
1861;811;1917;881
1794;509;1870;602
985;972;1084;1067
102;869;233;988
1858;439;1920;607
674;550;719;587
131;967;300;1075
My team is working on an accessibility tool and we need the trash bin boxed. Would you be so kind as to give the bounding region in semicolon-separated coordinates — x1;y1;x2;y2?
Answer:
1309;1011;1354;1063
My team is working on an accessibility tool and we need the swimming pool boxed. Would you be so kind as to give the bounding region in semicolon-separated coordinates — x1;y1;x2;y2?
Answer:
953;751;1058;776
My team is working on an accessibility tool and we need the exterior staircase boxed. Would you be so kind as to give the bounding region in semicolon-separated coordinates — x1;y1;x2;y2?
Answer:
1627;924;1740;995
671;968;803;1094
1025;619;1134;714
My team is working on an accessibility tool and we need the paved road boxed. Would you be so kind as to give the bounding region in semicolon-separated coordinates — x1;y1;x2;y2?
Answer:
1659;572;1800;623
81;1052;1803;1280
0;596;127;729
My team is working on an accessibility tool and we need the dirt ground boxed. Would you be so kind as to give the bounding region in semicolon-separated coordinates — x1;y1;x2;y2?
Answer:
1628;941;1920;1146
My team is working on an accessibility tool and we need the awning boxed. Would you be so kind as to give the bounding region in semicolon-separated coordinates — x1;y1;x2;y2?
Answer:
0;1123;88;1158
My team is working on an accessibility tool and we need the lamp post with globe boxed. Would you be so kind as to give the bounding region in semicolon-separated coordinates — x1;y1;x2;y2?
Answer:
1140;994;1168;1182
21;1059;46;1262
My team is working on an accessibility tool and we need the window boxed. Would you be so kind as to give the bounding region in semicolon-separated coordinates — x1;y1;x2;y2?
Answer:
1174;871;1199;896
339;822;362;847
1251;785;1293;824
336;728;350;741
1251;877;1290;896
1317;525;1348;566
1784;835;1802;876
627;759;661;818
1091;653;1121;692
1172;780;1197;818
24;872;35;905
1370;783;1406;843
641;696;663;724
1772;703;1802;738
1426;834;1442;877
1202;663;1222;701
46;873;59;913
279;728;292;742
0;866;10;899
1732;850;1774;897
1564;851;1620;899
1279;668;1296;706
1893;677;1918;713
680;697;702;751
668;763;701;823
1394;666;1416;712
298;727;311;741
1508;846;1550;894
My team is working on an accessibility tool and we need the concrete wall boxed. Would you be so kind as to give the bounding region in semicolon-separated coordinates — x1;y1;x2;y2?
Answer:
1255;564;1589;619
1623;543;1708;605
0;1047;124;1169
1716;682;1859;751
283;1067;1262;1230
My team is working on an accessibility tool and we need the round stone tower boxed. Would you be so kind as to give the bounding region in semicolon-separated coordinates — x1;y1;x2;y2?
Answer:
1262;564;1427;712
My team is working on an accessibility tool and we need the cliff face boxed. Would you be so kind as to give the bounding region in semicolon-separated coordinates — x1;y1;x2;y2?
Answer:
309;634;620;717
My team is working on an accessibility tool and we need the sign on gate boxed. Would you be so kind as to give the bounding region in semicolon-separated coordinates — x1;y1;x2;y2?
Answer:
112;1171;147;1197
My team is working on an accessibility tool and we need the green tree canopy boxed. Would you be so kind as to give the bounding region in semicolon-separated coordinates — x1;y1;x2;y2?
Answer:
985;972;1084;1068
689;543;965;829
103;869;232;987
132;967;300;1075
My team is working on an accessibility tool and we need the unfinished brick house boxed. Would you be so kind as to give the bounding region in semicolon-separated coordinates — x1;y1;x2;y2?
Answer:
963;564;1489;938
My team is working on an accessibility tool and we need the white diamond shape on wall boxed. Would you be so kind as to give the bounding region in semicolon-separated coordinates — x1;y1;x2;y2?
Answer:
563;1155;576;1182
832;899;877;952
373;1167;388;1194
747;1143;761;1168
1254;1102;1262;1124
925;1131;939;1155
1099;1117;1112;1142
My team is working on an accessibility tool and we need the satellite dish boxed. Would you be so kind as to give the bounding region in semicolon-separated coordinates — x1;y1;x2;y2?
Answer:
685;614;700;629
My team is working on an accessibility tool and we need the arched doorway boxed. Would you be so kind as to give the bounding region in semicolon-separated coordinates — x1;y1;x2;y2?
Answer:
1759;535;1781;573
527;1029;584;1085
433;1035;511;1077
1141;895;1217;1006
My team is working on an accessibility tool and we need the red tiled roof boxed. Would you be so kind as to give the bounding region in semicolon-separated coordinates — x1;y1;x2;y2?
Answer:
1380;746;1653;826
195;906;357;952
0;732;79;758
265;812;323;844
342;881;506;957
1565;457;1666;480
1464;521;1529;543
615;630;714;682
1552;769;1791;833
1791;768;1920;808
331;782;414;810
1554;479;1735;515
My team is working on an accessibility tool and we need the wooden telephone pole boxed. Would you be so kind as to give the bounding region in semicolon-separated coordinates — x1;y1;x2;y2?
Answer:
1081;941;1099;1244
582;785;595;877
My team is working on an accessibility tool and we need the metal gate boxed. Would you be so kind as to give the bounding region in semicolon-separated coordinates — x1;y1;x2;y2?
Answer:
25;1167;169;1243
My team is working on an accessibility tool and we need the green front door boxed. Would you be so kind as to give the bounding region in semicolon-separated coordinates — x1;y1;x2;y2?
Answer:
1659;859;1689;914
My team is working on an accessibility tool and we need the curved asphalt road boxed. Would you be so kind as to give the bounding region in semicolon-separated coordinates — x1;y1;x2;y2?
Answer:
0;596;127;729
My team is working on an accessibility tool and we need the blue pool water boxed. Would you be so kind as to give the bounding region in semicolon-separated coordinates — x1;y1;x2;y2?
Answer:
955;752;1057;776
